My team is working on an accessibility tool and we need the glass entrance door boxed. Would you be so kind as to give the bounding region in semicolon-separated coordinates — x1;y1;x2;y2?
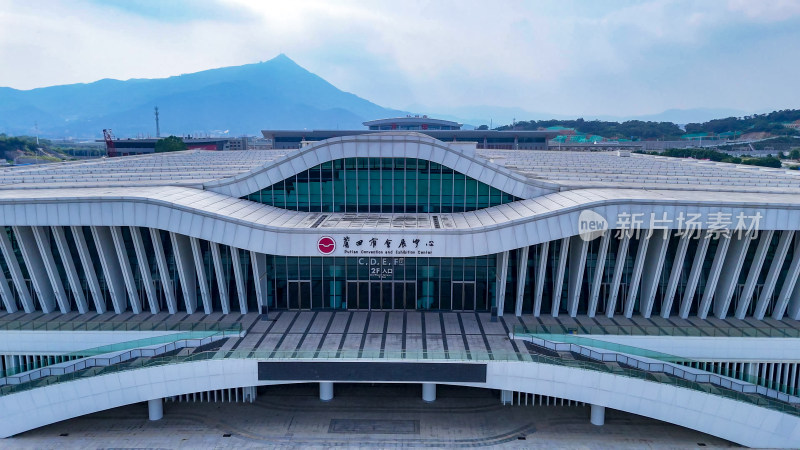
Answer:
452;281;476;311
346;281;370;310
288;280;312;310
393;282;416;309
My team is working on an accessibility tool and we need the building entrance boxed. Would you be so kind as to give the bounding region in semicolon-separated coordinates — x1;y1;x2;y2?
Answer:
288;280;312;310
346;281;416;310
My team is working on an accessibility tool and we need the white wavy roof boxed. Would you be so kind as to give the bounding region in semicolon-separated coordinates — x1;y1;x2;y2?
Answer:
1;133;800;196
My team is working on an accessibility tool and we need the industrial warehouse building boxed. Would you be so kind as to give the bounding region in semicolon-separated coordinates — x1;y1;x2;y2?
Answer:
1;131;800;446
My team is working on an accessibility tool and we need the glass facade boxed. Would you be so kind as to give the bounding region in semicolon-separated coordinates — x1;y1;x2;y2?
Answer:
265;255;499;311
243;157;519;213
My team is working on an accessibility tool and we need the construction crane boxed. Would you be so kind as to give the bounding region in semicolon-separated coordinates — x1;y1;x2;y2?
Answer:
103;129;117;157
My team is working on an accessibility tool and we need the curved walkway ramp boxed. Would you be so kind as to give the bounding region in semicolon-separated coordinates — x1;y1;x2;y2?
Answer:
1;356;800;447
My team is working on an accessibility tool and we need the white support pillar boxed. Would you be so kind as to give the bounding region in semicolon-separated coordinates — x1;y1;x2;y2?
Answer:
0;264;17;313
590;404;605;426
319;382;334;401
533;242;549;317
587;230;611;317
500;389;513;405
250;251;269;315
51;227;88;314
661;233;690;318
623;234;651;318
70;226;105;314
567;236;589;317
210;242;230;315
148;398;163;421
606;233;630;318
170;232;197;314
773;238;800;320
496;251;510;317
110;226;142;314
736;230;774;319
31;226;70;314
13;226;56;313
639;229;670;318
551;237;570;317
514;246;529;317
130;227;159;314
0;227;33;313
679;231;711;319
191;237;213;314
230;247;248;314
697;234;731;319
754;231;794;320
90;226;127;314
714;232;753;319
422;383;436;402
149;228;177;314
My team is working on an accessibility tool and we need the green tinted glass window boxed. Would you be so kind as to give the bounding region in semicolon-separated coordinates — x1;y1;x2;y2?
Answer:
243;158;518;213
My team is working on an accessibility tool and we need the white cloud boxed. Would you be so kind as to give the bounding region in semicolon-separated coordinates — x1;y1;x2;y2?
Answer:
0;0;797;117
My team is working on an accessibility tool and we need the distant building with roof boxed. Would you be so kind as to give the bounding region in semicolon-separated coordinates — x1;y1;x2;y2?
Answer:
264;116;555;150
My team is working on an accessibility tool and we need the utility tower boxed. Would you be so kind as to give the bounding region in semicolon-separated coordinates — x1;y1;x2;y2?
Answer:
154;106;161;138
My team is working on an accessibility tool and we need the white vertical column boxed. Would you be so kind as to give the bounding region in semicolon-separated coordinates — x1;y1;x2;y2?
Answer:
90;226;127;314
590;404;605;426
697;234;731;319
110;226;142;314
210;242;230;315
639;229;670;318
13;226;56;313
0;262;17;313
422;383;436;402
250;250;268;314
587;230;611;318
551;237;570;317
31;226;70;314
70;226;105;314
774;237;800;320
130;227;159;314
533;242;549;317
0;227;33;312
567;236;588;317
623;234;651;318
660;233;690;318
606;233;630;318
735;230;774;319
148;399;163;421
714;232;753;319
51;227;88;314
170;232;197;314
753;231;794;320
679;231;711;319
495;251;510;317
230;247;248;314
149;228;177;314
191;237;213;314
514;246;529;317
319;382;334;401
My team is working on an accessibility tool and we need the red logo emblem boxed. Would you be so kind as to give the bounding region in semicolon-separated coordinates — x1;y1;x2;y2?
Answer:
317;236;336;254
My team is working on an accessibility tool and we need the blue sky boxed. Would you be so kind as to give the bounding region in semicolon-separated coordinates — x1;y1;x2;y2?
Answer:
0;0;798;119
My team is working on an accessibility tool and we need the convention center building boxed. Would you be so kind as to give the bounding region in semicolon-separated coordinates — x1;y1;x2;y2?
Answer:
1;131;800;447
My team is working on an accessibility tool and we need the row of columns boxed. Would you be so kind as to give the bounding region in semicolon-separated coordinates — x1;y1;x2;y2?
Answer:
0;226;269;316
505;229;800;320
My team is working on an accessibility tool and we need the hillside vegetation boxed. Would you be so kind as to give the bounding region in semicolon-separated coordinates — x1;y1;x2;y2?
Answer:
498;109;800;140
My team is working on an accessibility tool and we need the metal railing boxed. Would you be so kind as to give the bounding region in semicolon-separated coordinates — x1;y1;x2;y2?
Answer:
0;318;243;333
0;330;237;389
512;323;800;338
514;333;800;406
